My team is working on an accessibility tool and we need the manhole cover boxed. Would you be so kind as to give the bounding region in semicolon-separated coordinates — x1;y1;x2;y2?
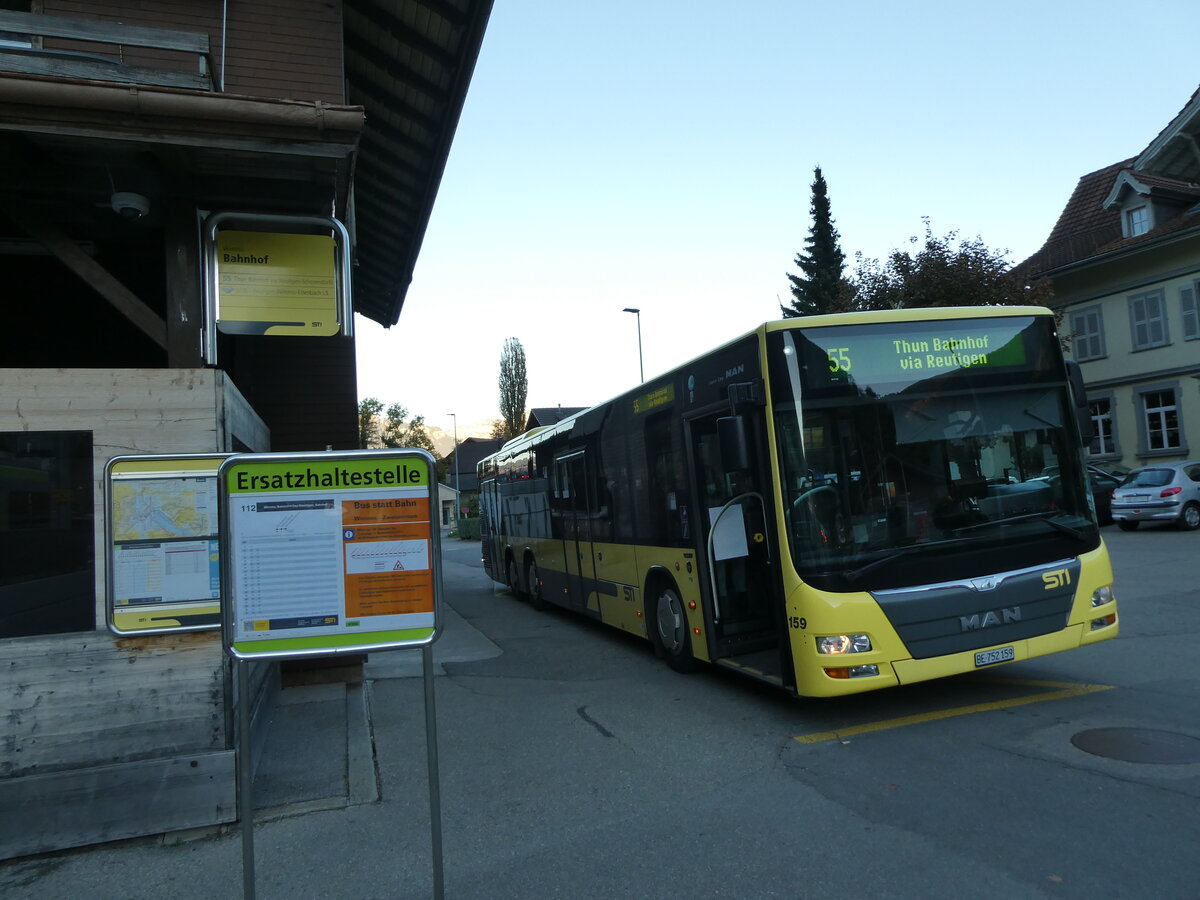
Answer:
1071;728;1200;764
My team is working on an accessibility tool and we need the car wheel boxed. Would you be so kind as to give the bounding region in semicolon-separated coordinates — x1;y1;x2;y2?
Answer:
527;558;549;610
506;557;525;599
1178;502;1200;531
650;583;699;673
1117;520;1139;531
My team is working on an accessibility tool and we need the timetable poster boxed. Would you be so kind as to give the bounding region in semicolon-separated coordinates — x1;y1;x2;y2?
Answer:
221;452;440;658
106;455;229;635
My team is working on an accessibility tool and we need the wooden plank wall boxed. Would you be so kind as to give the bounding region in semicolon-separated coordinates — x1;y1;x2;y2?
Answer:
3;631;226;779
44;0;346;103
0;367;274;859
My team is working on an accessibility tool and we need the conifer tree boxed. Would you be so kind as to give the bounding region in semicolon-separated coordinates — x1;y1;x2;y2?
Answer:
782;166;848;318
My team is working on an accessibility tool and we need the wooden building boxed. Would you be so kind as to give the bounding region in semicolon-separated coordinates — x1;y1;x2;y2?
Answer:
0;0;493;859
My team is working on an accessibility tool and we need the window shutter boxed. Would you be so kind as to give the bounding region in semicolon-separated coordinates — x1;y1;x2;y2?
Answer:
1182;285;1199;340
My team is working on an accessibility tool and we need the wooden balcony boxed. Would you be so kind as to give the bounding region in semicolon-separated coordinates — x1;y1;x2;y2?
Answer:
0;10;214;91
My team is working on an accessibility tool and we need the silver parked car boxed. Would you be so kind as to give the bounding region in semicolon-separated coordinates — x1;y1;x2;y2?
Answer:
1111;460;1200;531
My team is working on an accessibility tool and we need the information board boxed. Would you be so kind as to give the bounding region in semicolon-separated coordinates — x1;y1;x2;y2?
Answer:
215;230;339;336
105;454;230;634
219;450;442;659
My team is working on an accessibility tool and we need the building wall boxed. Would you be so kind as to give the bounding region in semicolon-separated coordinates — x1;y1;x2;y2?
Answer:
0;368;272;859
1057;236;1200;469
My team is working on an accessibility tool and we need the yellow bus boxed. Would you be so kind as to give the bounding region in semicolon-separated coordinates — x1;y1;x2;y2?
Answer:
478;307;1118;697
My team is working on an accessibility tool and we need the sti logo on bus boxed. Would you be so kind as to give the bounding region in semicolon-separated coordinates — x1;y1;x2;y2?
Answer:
960;607;1022;632
1042;568;1072;589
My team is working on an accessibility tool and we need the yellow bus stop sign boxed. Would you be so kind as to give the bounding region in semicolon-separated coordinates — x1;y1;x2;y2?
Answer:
215;230;339;336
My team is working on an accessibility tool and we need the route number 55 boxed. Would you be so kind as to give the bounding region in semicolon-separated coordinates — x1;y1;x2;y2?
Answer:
827;348;851;373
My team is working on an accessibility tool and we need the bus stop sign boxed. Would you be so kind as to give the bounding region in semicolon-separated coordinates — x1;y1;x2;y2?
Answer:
218;449;443;660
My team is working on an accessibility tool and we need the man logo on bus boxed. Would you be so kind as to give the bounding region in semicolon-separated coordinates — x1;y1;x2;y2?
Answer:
960;607;1022;632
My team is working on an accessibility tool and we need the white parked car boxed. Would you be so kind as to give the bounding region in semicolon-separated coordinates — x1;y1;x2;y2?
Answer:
1111;461;1200;531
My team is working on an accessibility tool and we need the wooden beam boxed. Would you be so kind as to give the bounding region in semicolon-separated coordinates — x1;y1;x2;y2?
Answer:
0;195;167;349
163;199;204;367
0;751;236;860
0;53;211;90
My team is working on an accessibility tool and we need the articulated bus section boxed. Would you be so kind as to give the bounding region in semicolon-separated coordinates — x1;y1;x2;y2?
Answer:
479;308;1118;699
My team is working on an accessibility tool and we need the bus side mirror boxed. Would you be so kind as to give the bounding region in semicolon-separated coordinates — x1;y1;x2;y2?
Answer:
718;415;751;472
1065;360;1092;443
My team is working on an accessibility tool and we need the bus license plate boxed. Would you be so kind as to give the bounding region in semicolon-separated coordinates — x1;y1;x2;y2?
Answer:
975;646;1015;667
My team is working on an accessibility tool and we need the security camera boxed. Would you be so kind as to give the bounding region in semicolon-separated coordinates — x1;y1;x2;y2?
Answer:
111;192;150;220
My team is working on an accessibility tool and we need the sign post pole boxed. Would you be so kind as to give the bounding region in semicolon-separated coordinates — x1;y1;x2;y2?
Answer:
424;643;444;899
237;658;257;900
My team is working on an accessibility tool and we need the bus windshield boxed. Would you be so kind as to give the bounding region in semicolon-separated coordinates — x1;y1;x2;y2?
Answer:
767;316;1100;592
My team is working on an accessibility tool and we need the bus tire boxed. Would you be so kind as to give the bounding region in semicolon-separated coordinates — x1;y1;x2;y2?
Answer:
506;556;526;599
650;582;698;674
527;558;550;611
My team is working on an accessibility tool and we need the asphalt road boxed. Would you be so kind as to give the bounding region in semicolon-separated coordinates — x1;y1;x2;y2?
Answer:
4;523;1197;899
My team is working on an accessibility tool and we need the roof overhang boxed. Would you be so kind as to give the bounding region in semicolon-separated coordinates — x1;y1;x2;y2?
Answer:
1135;87;1200;182
343;0;495;327
1039;221;1200;280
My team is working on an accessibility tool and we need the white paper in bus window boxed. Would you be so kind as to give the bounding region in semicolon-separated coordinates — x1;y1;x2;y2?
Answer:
709;505;748;561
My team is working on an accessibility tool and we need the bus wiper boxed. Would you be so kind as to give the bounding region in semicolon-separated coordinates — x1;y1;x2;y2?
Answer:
842;540;973;583
953;511;1088;541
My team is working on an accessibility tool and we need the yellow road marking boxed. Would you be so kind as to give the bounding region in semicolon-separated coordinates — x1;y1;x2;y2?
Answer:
794;679;1114;744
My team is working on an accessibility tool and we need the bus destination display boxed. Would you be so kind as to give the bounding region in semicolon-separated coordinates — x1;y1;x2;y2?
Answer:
803;318;1032;389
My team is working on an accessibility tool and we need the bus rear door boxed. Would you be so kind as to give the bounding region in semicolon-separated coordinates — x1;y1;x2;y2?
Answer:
555;450;598;614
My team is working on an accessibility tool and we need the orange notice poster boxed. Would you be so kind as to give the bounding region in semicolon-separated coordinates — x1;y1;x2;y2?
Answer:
341;498;433;618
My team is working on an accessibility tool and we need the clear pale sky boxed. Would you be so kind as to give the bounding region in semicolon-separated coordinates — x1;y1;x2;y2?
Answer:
355;0;1198;444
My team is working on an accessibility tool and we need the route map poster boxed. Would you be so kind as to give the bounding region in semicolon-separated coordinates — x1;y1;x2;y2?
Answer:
105;455;230;634
219;450;442;659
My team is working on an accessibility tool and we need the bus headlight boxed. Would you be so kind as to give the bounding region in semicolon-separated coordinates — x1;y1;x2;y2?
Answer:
1091;585;1115;607
815;633;872;655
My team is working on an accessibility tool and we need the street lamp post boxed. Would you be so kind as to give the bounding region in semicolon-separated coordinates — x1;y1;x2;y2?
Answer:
447;413;459;527
622;307;643;382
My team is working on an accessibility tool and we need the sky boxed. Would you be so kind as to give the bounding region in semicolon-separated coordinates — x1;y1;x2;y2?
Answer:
356;0;1200;451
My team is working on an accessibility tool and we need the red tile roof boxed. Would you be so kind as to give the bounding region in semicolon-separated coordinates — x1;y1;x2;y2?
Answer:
1016;159;1200;278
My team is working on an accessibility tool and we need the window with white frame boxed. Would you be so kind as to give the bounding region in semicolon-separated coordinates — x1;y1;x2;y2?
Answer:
1182;284;1199;341
1129;289;1169;350
1141;388;1181;452
1088;397;1116;456
1070;307;1105;360
1126;206;1150;237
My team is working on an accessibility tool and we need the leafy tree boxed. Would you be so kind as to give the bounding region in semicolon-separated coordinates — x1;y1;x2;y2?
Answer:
380;403;438;455
498;337;528;440
783;166;851;318
489;419;507;441
850;219;1054;311
358;397;384;448
358;397;439;456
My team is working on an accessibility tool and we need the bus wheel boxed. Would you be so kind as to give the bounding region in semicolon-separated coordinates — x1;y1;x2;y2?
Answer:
527;559;550;611
652;584;698;674
506;557;526;599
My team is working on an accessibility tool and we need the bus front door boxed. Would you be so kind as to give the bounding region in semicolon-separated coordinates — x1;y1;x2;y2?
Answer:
556;451;597;615
687;414;782;677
